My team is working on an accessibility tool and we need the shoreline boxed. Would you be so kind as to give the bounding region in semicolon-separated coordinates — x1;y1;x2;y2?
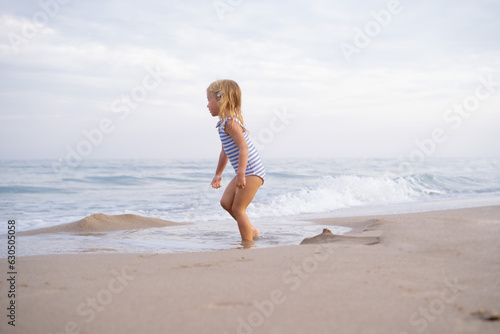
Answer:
6;200;500;258
1;205;499;333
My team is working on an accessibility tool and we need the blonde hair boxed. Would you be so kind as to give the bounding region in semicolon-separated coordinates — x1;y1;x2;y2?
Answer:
207;79;244;128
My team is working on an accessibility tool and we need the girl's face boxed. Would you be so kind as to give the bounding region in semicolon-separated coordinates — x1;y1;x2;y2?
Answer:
207;92;220;117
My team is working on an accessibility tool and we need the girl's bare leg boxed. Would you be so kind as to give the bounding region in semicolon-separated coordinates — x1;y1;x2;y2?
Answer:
220;175;263;241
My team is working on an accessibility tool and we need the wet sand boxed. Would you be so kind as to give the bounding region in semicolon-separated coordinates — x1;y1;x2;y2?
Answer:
1;206;499;333
19;213;186;236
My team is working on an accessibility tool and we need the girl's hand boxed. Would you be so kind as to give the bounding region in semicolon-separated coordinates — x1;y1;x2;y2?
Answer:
211;175;222;189
236;173;246;189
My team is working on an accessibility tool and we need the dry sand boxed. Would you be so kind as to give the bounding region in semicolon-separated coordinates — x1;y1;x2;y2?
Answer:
1;206;499;334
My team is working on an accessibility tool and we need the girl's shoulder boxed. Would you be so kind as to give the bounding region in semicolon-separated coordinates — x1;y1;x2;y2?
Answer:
218;117;244;128
219;117;245;134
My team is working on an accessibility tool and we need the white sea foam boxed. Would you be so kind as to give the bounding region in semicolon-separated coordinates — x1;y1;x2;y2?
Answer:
250;174;420;218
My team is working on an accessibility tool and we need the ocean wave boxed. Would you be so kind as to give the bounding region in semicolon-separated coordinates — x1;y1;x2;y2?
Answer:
0;185;72;194
2;159;499;227
252;174;421;217
87;175;145;185
401;173;500;196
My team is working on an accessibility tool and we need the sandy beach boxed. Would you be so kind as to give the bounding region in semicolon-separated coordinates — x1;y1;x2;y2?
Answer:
1;205;499;334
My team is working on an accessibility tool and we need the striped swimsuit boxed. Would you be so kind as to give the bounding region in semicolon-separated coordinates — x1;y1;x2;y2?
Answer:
217;117;266;182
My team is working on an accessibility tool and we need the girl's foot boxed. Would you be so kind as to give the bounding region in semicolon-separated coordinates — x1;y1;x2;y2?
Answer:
240;239;255;249
252;227;260;239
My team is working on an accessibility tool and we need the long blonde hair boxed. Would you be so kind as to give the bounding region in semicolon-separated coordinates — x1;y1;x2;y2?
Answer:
207;79;244;128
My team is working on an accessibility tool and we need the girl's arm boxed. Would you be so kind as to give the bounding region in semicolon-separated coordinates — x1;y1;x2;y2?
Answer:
211;147;228;189
225;119;248;189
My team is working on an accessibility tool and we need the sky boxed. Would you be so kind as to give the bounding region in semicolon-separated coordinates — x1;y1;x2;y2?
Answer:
0;0;499;162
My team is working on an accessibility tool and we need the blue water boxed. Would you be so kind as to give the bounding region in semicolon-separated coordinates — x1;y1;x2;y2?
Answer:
1;158;499;256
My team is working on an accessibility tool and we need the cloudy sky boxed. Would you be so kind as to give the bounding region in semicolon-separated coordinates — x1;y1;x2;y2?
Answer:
1;0;499;161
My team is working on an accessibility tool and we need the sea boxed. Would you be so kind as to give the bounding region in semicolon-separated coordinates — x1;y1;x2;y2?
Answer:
1;158;499;257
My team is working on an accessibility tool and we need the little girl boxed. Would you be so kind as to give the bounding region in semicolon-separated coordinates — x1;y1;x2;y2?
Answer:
206;79;266;243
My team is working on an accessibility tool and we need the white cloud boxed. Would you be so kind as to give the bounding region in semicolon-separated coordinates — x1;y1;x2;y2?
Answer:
0;0;499;159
